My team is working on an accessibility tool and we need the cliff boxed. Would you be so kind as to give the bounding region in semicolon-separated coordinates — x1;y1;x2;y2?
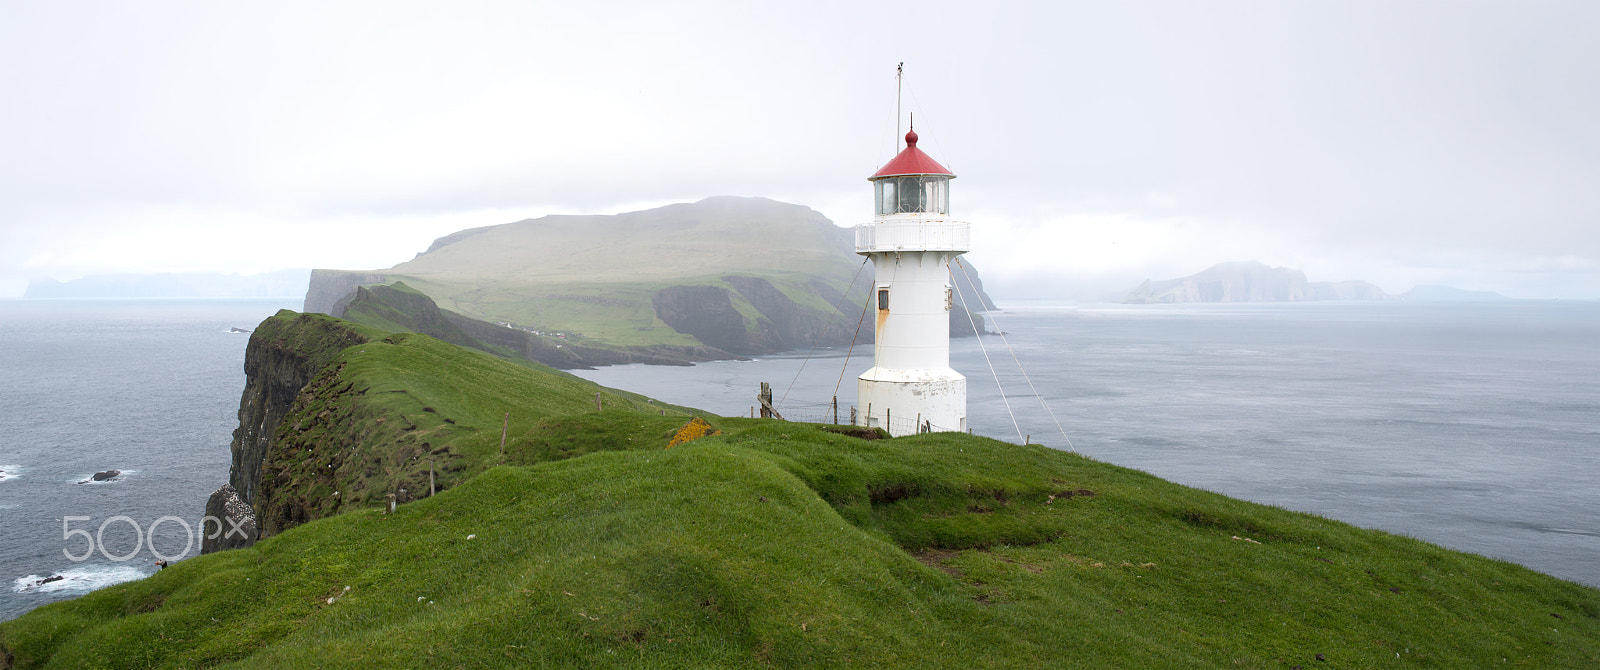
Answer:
6;312;1598;668
204;309;683;551
304;196;991;359
302;270;385;316
1124;261;1394;303
202;311;382;553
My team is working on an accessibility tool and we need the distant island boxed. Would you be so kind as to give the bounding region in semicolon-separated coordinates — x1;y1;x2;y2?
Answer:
1122;261;1510;304
25;269;310;299
1123;261;1391;304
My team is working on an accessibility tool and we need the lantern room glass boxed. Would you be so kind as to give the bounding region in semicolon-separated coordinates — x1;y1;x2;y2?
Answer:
874;176;949;216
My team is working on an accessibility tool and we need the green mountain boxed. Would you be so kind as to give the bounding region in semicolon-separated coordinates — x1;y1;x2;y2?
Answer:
3;311;1596;668
1124;261;1392;304
304;196;995;364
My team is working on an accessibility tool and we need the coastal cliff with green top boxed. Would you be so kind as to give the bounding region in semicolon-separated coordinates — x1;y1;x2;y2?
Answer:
2;310;1596;669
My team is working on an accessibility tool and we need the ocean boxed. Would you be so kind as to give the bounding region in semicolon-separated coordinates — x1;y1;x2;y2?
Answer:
0;299;300;622
2;299;1595;622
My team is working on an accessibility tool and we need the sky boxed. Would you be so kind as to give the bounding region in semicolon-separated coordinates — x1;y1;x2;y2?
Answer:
2;1;1597;300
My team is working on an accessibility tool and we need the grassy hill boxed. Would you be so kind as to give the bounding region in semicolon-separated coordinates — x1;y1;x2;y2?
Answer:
305;196;994;353
227;309;699;539
3;314;1596;668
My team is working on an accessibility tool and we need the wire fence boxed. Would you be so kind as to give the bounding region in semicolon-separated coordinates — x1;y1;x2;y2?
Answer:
743;396;968;437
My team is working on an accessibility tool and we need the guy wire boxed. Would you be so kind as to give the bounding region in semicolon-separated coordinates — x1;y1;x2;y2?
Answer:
780;256;871;407
955;257;1076;452
950;263;1024;444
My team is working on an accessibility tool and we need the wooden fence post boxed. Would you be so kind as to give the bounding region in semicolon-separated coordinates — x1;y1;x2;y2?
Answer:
756;382;784;421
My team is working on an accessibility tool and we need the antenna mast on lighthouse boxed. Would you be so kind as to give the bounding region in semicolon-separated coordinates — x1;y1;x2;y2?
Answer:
895;62;904;148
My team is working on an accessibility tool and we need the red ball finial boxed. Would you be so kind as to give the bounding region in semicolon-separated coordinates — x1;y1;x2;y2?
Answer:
905;130;918;146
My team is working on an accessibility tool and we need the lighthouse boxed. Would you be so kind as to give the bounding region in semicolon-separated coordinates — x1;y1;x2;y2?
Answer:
856;128;969;436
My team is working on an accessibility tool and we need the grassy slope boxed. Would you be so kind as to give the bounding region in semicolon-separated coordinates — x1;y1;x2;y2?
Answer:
248;311;696;535
4;322;1597;668
336;197;867;348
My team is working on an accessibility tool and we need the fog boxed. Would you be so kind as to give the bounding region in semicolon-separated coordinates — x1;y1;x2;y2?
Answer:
3;1;1597;299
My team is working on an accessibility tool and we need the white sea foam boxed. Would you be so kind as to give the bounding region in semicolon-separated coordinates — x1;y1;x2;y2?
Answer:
12;565;147;595
0;464;19;482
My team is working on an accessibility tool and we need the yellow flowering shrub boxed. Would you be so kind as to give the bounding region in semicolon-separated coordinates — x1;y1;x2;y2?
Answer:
667;417;720;448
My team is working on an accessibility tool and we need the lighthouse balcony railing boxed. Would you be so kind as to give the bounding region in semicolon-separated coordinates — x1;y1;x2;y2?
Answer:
855;218;970;253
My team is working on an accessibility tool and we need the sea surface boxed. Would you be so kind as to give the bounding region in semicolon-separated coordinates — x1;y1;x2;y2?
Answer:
0;299;299;622
1;300;1595;623
574;301;1600;589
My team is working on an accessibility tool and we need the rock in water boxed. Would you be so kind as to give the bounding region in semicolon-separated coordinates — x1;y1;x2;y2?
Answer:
90;470;120;481
201;483;259;554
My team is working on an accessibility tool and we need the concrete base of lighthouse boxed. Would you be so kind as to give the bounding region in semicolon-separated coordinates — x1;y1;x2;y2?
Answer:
857;367;967;436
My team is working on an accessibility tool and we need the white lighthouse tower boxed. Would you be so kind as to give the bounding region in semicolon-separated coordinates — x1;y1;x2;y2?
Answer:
856;128;969;436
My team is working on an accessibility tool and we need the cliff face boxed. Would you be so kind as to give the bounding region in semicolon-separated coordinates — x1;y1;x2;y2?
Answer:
200;484;256;553
650;275;986;355
201;311;376;553
303;269;385;316
652;284;776;356
1124;261;1394;304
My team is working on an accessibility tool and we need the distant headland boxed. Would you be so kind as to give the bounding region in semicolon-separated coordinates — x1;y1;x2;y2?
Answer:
1122;261;1507;304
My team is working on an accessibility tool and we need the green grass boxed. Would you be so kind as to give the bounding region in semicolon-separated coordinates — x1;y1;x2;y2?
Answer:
393;272;860;350
249;312;699;536
4;315;1597;668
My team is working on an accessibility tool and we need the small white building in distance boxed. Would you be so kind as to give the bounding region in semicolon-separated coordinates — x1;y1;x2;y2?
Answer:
855;128;969;436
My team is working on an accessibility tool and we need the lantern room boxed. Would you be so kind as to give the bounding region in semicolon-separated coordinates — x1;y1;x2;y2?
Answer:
869;130;955;216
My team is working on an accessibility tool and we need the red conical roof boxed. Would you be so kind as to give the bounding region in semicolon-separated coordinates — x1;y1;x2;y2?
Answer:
870;130;955;179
